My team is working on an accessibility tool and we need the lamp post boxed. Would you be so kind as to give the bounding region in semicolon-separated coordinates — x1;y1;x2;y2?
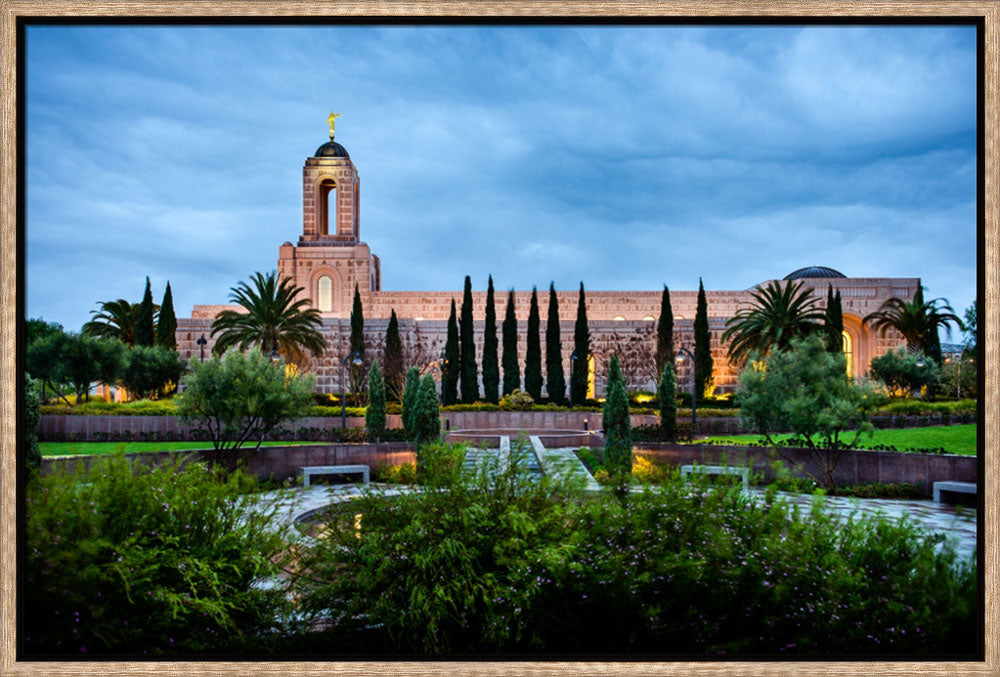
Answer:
438;350;448;404
340;351;363;429
675;346;697;425
570;352;578;408
196;335;207;362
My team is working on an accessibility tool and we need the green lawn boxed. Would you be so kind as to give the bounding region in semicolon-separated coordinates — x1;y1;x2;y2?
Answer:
701;424;977;456
40;440;316;457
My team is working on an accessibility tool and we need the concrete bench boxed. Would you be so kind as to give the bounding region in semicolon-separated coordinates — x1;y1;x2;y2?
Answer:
680;464;749;490
933;481;976;506
302;464;370;487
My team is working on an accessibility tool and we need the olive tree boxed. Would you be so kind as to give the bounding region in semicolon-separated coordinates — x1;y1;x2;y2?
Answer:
736;335;877;488
177;350;315;467
869;347;940;398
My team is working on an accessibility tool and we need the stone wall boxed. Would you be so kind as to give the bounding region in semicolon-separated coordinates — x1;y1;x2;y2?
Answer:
38;411;971;442
179;273;915;396
633;443;976;496
41;443;416;483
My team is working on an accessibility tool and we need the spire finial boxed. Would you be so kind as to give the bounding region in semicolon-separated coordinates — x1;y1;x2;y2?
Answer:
326;111;341;140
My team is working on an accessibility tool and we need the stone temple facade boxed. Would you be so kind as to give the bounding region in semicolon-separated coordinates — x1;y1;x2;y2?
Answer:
176;127;916;397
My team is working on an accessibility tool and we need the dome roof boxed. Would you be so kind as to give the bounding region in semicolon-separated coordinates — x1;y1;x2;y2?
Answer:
783;265;846;280
314;140;350;158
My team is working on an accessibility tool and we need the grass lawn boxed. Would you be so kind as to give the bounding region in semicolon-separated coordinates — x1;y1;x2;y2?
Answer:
701;424;977;456
40;441;317;457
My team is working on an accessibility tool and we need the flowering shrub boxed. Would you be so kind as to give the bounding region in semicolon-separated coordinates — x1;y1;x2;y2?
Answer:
24;454;296;655
291;454;976;655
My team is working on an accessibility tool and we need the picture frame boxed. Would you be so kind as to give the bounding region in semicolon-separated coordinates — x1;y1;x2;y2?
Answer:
1;2;996;675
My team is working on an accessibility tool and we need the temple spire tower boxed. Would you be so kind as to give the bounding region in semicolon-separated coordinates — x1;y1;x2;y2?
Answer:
277;113;381;315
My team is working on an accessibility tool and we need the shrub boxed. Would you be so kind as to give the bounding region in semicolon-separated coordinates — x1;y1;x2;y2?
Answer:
631;455;672;484
412;375;441;443
602;355;631;476
24;374;42;472
499;388;535;411
736;335;877;488
291;464;975;655
24;454;295;655
372;461;418;485
121;345;186;400
869;347;940;398
176;350;314;465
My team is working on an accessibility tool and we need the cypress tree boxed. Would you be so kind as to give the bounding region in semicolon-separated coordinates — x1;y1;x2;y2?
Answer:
365;361;386;442
501;289;520;396
694;278;714;398
824;284;844;354
524;288;543;401
156;281;177;350
401;366;421;438
655;285;674;376
459;275;479;403
415;374;441;442
135;277;155;347
384;309;404;401
658;362;677;443
350;283;365;359
602;354;631;474
545;283;565;403
571;282;590;406
482;275;499;404
443;299;460;405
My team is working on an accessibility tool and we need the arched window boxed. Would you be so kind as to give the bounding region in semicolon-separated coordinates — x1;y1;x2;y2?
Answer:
587;355;596;399
613;315;626;322
842;330;853;378
642;315;655;322
318;276;333;312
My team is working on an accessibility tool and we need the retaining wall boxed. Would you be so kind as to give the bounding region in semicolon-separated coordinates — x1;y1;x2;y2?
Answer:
41;443;416;482
37;411;973;442
634;443;977;497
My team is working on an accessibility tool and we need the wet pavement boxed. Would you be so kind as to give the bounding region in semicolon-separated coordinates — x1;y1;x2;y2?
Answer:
761;490;977;563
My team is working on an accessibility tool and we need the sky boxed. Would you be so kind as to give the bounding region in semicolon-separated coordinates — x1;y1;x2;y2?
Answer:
25;24;978;338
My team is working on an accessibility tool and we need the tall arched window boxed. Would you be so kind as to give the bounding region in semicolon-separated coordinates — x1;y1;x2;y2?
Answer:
318;276;333;312
842;330;853;378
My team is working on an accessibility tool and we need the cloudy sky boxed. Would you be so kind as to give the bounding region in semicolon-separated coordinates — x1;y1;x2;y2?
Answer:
25;24;977;335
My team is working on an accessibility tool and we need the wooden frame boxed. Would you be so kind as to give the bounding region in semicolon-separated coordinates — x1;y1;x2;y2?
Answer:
2;2;996;675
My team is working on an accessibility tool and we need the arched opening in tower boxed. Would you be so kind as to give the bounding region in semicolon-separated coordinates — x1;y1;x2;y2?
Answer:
319;178;337;236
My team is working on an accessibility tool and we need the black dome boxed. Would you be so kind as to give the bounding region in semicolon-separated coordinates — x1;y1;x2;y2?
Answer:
783;266;846;280
314;140;350;158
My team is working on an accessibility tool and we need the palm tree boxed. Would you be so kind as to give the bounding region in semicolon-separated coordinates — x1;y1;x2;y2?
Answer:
863;288;962;357
82;298;156;346
721;279;824;366
211;271;326;364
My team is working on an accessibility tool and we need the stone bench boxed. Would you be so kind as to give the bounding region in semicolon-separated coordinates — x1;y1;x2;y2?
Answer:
933;481;977;506
302;464;370;487
680;464;749;490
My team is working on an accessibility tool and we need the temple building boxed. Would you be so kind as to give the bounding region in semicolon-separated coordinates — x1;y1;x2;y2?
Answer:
176;118;916;396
